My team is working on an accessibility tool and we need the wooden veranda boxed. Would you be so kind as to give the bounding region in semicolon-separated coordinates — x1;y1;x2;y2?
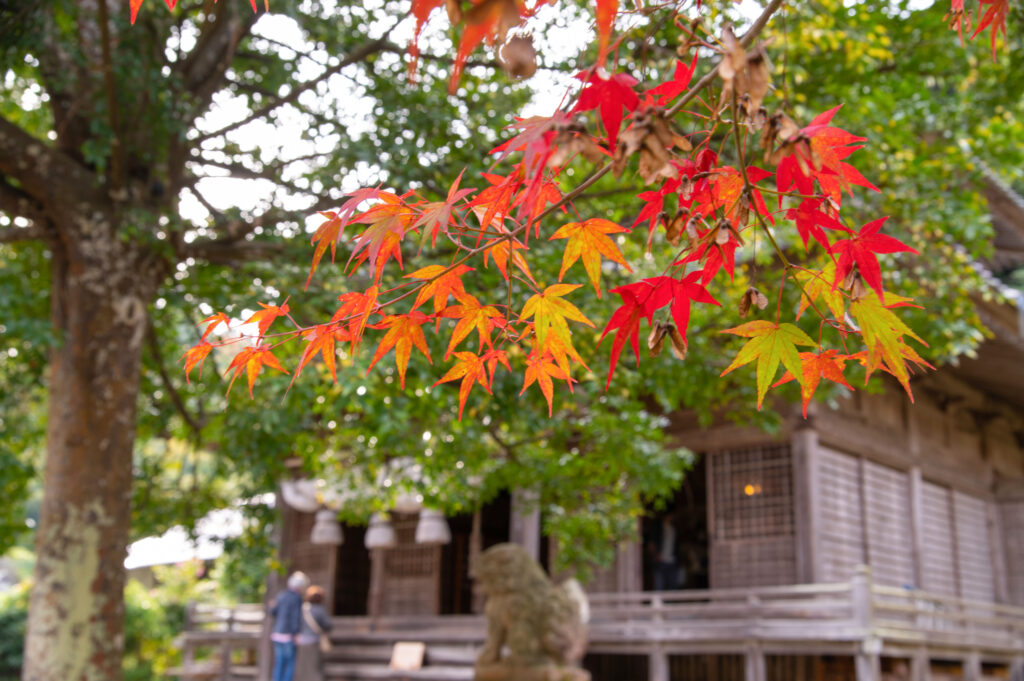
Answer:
172;567;1024;681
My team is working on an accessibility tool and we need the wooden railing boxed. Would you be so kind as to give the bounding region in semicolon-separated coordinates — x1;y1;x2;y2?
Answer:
170;576;1024;679
871;585;1024;649
170;603;265;680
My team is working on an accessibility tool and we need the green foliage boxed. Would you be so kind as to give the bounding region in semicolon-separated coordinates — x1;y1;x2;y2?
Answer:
0;584;28;681
0;562;223;681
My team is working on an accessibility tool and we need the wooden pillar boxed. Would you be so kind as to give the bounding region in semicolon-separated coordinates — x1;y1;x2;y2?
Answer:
855;650;881;681
1009;656;1024;681
744;643;766;681
510;489;541;561
649;646;670;681
964;653;982;681
617;517;643;592
367;547;385;619
908;467;926;590
792;426;821;583
853;566;880;681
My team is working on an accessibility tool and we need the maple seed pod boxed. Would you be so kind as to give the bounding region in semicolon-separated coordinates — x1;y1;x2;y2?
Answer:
739;286;769;318
665;209;687;247
668;326;687;360
843;269;869;301
499;34;538;80
648;322;670;358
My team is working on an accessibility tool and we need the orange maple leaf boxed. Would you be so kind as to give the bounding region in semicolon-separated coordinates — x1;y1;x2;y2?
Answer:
181;342;214;383
406;265;474;315
433;351;493;420
244;300;290;339
331;286;379;354
441;292;506;358
549;218;631;297
346;193;414;275
291;324;341;387
772;350;854;417
198;312;230;341
367;312;433;388
225;345;288;398
595;0;619;64
521;351;574;416
481;230;537;284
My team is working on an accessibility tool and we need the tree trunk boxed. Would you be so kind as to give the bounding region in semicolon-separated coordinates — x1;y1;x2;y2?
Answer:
22;230;154;681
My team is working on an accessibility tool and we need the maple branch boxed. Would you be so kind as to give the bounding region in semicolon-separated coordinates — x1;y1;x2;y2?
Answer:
517;0;785;235
146;319;206;438
726;93;835;328
665;0;786;118
195;28;398;143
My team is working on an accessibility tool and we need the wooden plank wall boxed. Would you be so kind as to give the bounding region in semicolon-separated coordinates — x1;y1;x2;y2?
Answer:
817;447;865;582
921;482;958;596
864;460;915;588
709;445;797;588
1000;501;1024;606
953;492;996;603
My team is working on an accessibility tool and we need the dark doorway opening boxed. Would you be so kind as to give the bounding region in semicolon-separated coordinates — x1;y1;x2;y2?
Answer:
439;491;511;614
333;524;371;616
641;454;709;590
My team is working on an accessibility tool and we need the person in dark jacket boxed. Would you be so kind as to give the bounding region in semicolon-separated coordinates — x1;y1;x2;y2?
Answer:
269;571;309;681
295;585;332;681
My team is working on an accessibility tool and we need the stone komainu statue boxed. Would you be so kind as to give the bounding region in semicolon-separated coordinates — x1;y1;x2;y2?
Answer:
474;543;591;681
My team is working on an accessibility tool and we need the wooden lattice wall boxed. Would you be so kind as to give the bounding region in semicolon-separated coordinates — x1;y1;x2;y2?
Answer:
921;481;958;595
816;447;997;596
709;444;797;588
863;460;914;587
376;514;442;616
818;447;866;583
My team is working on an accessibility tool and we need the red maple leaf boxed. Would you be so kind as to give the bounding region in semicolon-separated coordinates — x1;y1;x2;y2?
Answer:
646;53;698;106
572;68;639;149
598;278;673;388
775;106;879;205
412;171;474;249
785;198;849;252
972;0;1009;59
831;217;917;300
